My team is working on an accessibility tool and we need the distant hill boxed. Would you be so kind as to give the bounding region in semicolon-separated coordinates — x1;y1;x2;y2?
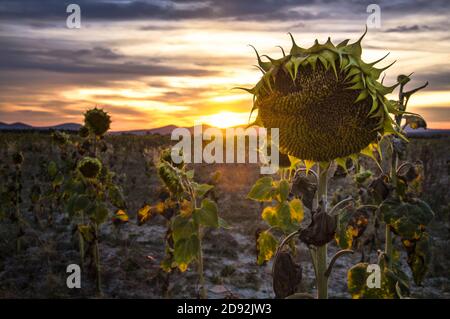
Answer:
405;127;450;138
0;122;82;131
0;122;33;130
118;125;179;135
1;121;449;137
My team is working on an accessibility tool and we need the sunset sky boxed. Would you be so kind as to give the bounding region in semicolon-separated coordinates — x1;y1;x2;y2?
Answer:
0;0;449;131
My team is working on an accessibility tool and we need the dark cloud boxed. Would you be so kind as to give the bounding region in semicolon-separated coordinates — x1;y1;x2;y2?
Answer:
1;0;449;24
0;0;327;22
0;40;215;77
411;69;450;91
385;24;433;32
414;107;450;123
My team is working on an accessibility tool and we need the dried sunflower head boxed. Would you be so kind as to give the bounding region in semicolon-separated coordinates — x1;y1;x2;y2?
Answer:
244;28;402;162
84;108;111;136
52;131;70;146
79;125;90;138
12;152;24;165
77;157;102;179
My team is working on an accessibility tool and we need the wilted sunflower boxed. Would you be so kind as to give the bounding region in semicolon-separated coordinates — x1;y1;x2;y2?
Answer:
12;152;24;165
78;125;90;138
84;108;111;136
243;28;403;163
77;157;102;179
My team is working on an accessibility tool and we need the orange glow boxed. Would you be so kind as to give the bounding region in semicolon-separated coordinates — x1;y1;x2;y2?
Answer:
198;111;252;128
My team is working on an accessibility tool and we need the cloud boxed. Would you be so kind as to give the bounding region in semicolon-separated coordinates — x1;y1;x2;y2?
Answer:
0;0;449;129
385;25;433;32
413;106;450;122
1;0;449;25
411;68;450;91
0;38;217;78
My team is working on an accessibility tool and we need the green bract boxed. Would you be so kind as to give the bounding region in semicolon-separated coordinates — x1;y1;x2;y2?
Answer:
244;28;402;162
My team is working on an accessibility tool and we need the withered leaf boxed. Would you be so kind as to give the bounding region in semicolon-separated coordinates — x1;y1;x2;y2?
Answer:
299;208;337;246
273;251;302;299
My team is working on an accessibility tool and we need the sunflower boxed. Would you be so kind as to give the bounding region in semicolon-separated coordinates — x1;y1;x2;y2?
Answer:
84;108;111;137
242;28;403;165
77;157;102;179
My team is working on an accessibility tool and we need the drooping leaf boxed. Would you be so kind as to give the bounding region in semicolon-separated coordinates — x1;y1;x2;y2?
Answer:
289;198;304;223
278;180;290;202
48;161;58;178
193;183;214;198
381;198;434;240
262;205;278;226
347;262;409;299
354;169;372;184
78;224;95;243
247;177;275;202
52;172;64;188
93;203;109;224
174;234;200;272
172;215;196;243
336;207;370;249
291;176;316;210
273;251;302;299
402;232;430;285
194;198;219;228
256;231;278;265
108;184;126;209
137;204;153;225
299;209;337;246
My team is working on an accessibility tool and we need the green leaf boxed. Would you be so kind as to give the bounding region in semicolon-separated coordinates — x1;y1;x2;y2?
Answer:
261;205;278;226
279;180;290;202
172;215;196;242
335;208;354;249
193;183;214;198
74;194;90;212
402;232;430;285
174;234;200;272
78;224;94;242
194;198;219;228
381;198;434;240
277;201;294;232
48;161;58;178
354;170;372;184
93;203;109;224
347;263;407;299
52;172;64;188
256;231;278;265
289;198;304;223
108;184;126;209
247;177;274;201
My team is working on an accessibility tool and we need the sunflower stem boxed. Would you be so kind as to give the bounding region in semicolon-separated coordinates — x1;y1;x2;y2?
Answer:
94;222;102;296
316;164;329;299
197;230;206;299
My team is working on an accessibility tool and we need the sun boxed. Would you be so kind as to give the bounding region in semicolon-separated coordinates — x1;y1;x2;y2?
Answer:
199;111;253;128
